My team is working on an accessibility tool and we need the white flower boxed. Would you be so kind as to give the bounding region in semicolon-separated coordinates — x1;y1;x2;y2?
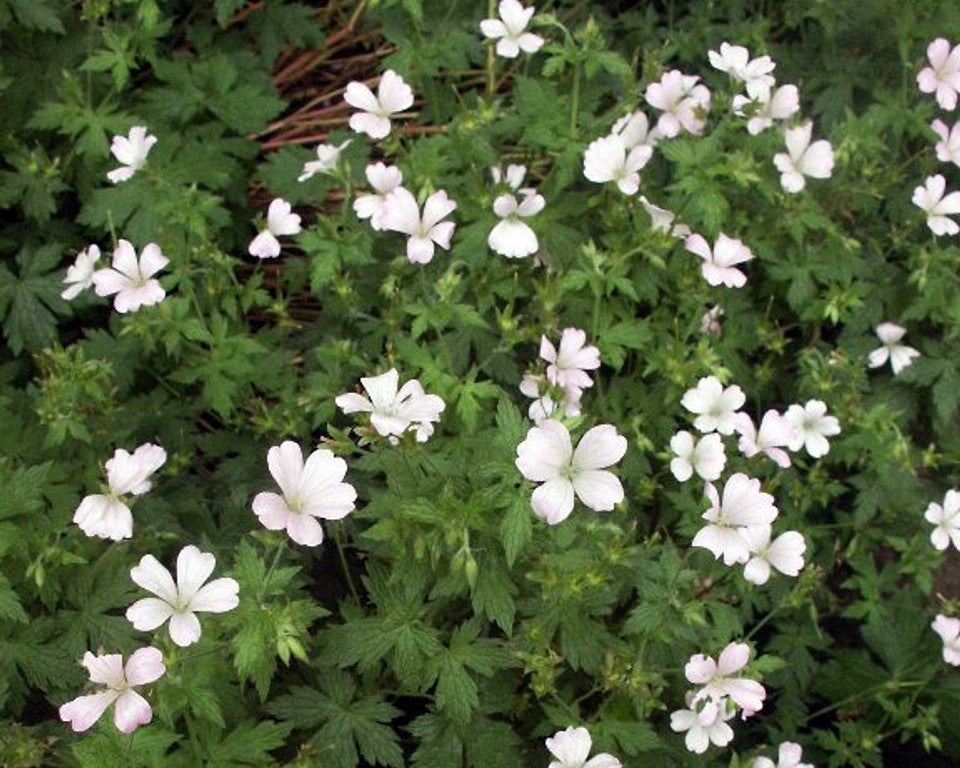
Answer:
640;196;691;237
335;368;445;441
73;443;167;541
741;526;806;585
644;70;711;137
126;545;240;647
480;0;544;59
917;38;960;111
91;240;168;313
734;410;794;468
932;119;960;166
867;322;920;374
61;244;101;300
344;69;414;139
701;305;724;336
924;489;960;551
107;126;157;183
784;400;840;458
298;139;352;182
732;84;800;135
708;42;775;96
669;431;726;482
520;373;582;423
752;741;815;768
912;174;960;236
681;375;746;435
249;198;302;259
59;647;165;734
685;232;755;288
515;420;627;525
545;726;622;768
932;614;960;666
693;474;779;565
490;163;528;191
353;162;403;230
611;110;659;150
670;696;735;754
583;134;653;195
489;191;544;258
773;122;834;193
685;642;766;714
540;327;601;391
252;441;357;547
382;187;457;264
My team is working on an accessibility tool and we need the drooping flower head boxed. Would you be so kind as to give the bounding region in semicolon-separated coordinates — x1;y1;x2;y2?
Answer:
685;642;766;714
685;232;755;288
353;162;404;230
545;725;622;768
640;196;692;238
61;244;101;300
917;38;960;110
91;240;168;313
773;122;834;193
912;174;960;236
344;69;414;140
249;198;302;259
335;368;445;442
693;473;779;565
932;614;960;666
867;322;920;375
107;126;157;183
488;191;544;258
298;139;352;182
382;187;457;264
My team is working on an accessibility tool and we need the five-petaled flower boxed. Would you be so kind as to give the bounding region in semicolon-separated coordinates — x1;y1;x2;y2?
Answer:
298;139;352;182
932;614;960;666
685;232;755;288
249;198;302;259
784;400;840;458
681;375;746;435
925;489;960;552
545;725;622;768
382;187;457;264
126;545;240;647
912;174;960;236
344;69;414;139
91;240;168;313
335;368;445;443
354;162;404;230
59;647;165;734
107;126;157;183
773;122;834;193
867;322;920;375
488;190;544;258
540;327;601;391
693;473;779;565
917;38;960;111
583;134;653;195
670;695;735;754
685;642;766;714
740;526;806;585
708;42;775;97
61;244;101;300
480;0;544;59
644;70;711;137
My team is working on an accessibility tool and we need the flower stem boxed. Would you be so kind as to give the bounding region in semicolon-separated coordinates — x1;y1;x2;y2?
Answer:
333;525;360;602
485;0;497;98
569;60;581;135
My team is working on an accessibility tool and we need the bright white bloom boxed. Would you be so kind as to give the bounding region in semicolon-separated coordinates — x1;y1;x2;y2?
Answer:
917;38;960;111
515;420;627;525
480;0;544;59
107;126;157;183
752;741;815;768
773;122;834;193
640;196;691;237
611;110;659;150
520;373;582;423
126;546;240;647
583;134;653;195
353;162;403;230
734;410;794;468
489;191;544;258
61;244;101;300
73;443;167;541
298;139;352;182
545;726;621;768
249;198;302;259
336;368;445;442
670;431;726;482
732;84;800;135
670;696;735;754
686;642;766;714
912;174;960;236
708;42;775;96
685;232;754;288
693;474;779;565
490;163;528;191
701;305;724;336
59;647;165;734
344;69;414;139
784;400;840;458
924;489;960;551
741;526;806;585
681;375;746;435
932;119;960;166
382;187;457;264
540;328;601;391
91;240;168;313
252;441;357;547
867;322;920;374
932;614;960;666
644;70;711;137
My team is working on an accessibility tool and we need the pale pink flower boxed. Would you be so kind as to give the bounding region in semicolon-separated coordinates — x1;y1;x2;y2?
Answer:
59;647;165;734
670;695;735;754
917;38;960;110
61;244;101;300
932;119;960;166
489;191;544;258
685;233;754;288
515;420;627;525
932;614;960;665
640;196;691;237
752;741;815;768
335;368;445;442
701;305;724;336
252;441;357;547
732;84;800;135
611;110;660;150
540;328;601;391
73;443;167;541
867;322;920;374
91;239;168;313
708;42;775;96
693;473;779;565
490;163;529;191
249;198;302;259
382;187;457;264
298;139;352;182
126;545;240;647
644;70;711;137
912;174;960;236
344;69;414;139
480;0;544;59
741;526;806;585
582;134;653;195
669;431;726;482
784;400;840;458
545;726;621;768
925;489;960;551
734;410;794;468
681;375;746;435
685;642;766;714
353;162;403;230
773;122;834;193
107;126;156;183
519;373;582;423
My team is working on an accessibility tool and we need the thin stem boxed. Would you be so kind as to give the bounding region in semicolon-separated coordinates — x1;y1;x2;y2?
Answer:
333;525;360;602
569;60;581;135
485;0;497;97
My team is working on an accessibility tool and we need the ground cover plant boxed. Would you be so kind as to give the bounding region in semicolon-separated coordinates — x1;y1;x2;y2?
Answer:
3;0;960;766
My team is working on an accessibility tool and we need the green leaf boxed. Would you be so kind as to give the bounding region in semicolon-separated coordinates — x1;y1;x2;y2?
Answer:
0;576;27;623
204;720;292;767
3;0;63;32
499;497;531;568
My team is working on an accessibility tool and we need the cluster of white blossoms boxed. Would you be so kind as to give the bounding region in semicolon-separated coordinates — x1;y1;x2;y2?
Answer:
520;327;600;422
336;368;445;443
544;726;621;768
62;238;169;313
